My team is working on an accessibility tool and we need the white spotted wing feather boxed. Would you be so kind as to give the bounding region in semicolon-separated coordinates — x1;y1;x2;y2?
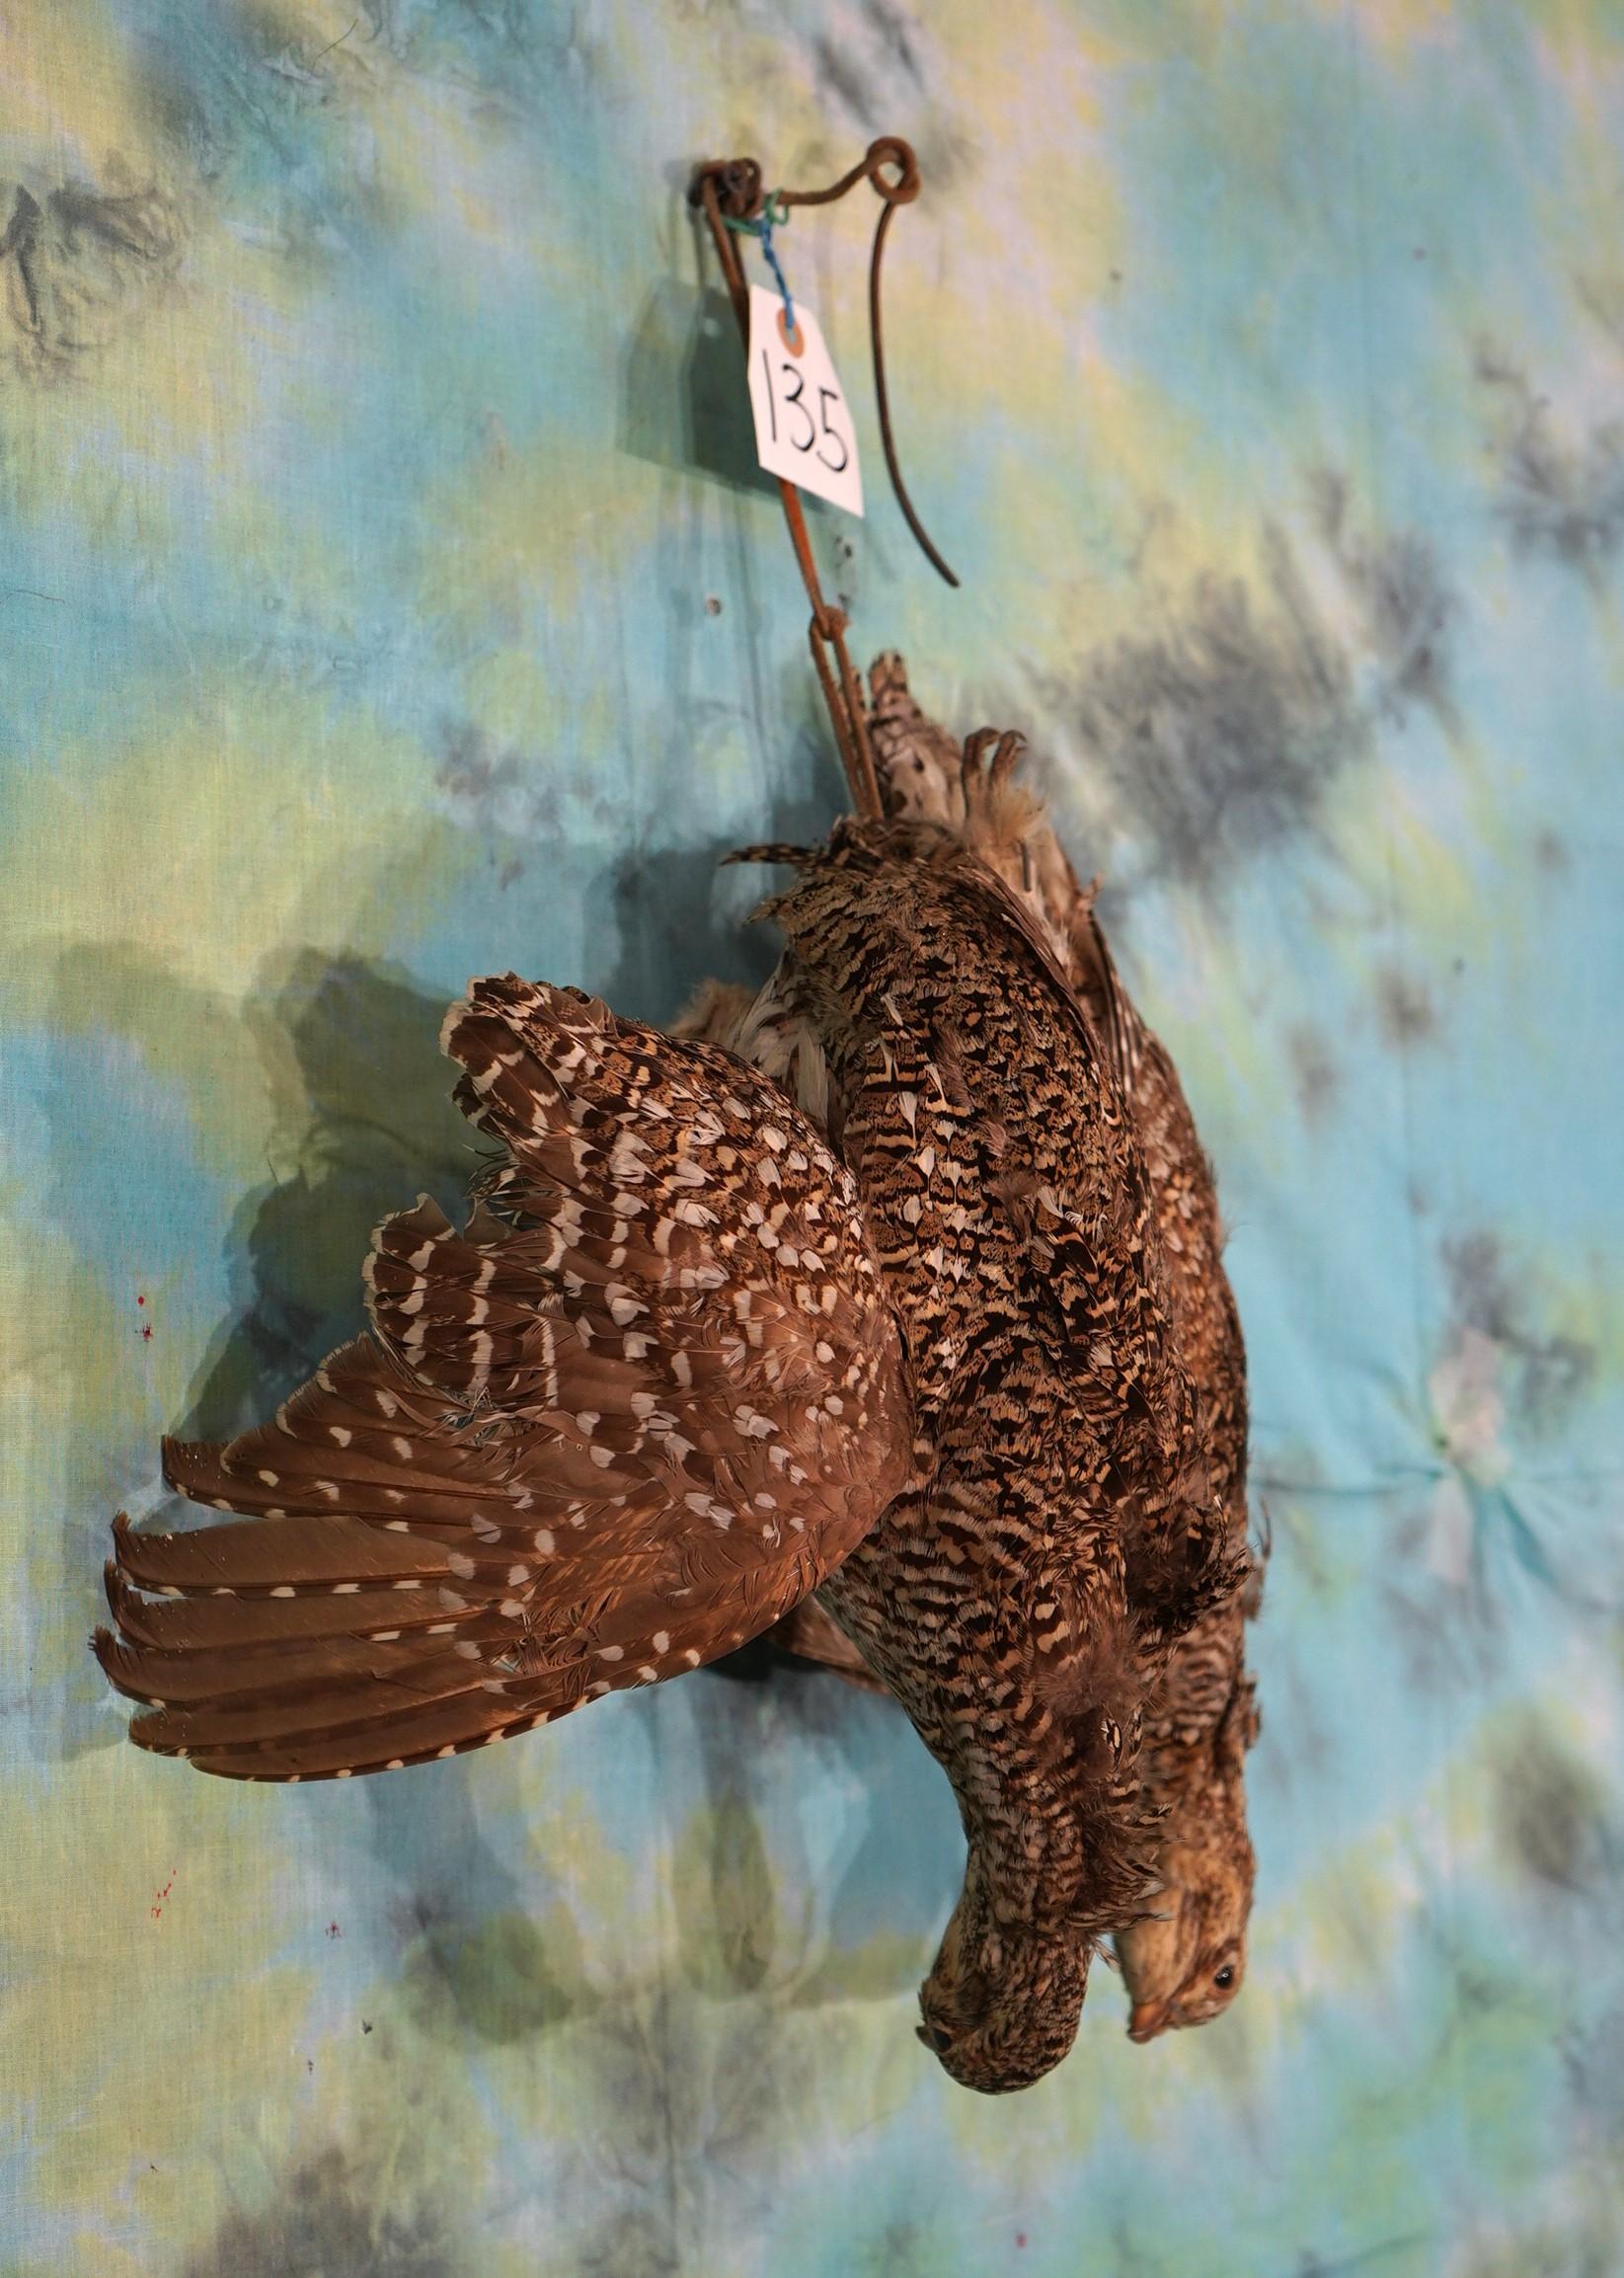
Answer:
95;979;913;1780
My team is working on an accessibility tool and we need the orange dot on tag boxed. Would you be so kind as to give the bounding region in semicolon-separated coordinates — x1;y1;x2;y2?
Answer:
777;306;805;356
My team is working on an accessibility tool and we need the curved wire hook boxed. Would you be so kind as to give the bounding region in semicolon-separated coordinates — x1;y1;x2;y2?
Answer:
691;136;959;589
867;192;958;588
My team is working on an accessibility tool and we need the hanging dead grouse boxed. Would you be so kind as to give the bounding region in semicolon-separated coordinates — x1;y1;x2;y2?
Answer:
95;818;1240;2092
692;655;1265;2046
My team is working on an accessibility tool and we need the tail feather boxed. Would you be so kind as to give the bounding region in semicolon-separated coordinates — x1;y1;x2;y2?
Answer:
127;1686;557;1781
103;1559;451;1649
113;1499;449;1593
94;1613;520;1706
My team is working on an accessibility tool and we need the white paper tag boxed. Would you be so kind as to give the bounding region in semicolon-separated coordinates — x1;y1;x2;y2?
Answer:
745;283;864;516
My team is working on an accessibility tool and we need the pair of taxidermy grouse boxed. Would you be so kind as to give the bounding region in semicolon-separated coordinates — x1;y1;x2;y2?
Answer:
96;659;1263;2096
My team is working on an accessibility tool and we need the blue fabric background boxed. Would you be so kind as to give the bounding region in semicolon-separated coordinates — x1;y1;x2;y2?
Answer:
3;4;1621;2272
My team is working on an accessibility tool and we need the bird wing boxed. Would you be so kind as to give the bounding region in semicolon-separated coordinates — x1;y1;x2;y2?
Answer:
95;978;914;1781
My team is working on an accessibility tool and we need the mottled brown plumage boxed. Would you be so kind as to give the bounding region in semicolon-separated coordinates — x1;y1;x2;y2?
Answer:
701;822;1243;2088
731;656;1263;2045
97;815;1239;2096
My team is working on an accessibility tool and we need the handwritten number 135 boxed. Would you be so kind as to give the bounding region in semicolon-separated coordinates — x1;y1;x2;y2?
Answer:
761;353;849;473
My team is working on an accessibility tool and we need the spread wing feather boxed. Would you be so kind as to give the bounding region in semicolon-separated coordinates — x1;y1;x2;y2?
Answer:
95;979;914;1780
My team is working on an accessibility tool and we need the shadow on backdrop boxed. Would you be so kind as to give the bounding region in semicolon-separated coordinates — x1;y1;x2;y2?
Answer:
175;949;473;1445
619;276;779;501
36;941;469;1763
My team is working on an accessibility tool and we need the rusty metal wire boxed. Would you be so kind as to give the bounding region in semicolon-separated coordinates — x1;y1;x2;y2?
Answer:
689;136;957;820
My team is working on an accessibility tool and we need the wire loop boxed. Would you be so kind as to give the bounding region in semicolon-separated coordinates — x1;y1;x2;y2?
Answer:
689;137;958;818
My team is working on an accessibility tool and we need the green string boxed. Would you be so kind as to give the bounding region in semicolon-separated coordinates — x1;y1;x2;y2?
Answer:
722;193;795;332
722;191;790;235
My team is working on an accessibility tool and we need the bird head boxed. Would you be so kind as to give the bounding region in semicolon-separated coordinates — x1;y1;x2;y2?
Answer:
1115;1671;1260;2043
916;1879;1091;2093
1115;1835;1252;2041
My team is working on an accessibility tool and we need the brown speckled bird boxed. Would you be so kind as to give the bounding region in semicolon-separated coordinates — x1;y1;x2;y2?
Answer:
96;817;1238;2095
714;822;1243;2089
711;656;1264;2047
95;982;918;1775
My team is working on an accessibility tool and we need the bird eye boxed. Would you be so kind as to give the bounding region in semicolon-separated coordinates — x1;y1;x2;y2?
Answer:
1213;1965;1234;1991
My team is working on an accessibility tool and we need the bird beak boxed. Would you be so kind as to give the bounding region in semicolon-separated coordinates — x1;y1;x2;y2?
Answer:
1126;1998;1175;2043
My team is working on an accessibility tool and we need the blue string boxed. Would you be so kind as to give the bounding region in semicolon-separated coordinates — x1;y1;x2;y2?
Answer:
724;192;796;338
759;217;796;339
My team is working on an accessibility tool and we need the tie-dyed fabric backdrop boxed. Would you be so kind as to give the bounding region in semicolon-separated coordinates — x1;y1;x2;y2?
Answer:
5;4;1622;2273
